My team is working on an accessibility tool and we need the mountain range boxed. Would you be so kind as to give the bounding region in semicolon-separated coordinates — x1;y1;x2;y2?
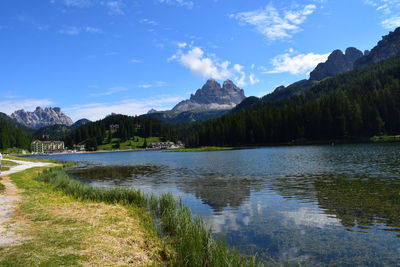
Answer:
10;107;74;129
261;27;400;104
147;79;246;123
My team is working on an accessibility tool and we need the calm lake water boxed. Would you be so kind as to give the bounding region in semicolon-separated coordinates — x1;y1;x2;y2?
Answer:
36;144;400;265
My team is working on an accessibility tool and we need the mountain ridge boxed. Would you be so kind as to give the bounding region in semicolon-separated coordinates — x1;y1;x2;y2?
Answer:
172;79;245;112
10;107;74;129
262;27;400;104
148;79;246;123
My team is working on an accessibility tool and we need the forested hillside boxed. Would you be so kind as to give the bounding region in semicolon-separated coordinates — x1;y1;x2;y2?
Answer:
183;54;400;147
0;113;32;150
64;114;177;150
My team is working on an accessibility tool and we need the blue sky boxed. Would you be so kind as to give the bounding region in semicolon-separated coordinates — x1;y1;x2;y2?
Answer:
0;0;399;121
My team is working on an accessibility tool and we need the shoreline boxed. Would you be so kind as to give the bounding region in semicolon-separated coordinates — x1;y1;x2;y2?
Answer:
14;136;400;158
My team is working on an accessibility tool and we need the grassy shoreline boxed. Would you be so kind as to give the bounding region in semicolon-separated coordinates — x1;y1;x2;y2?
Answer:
370;135;400;143
35;167;261;266
0;164;170;266
165;146;236;152
0;158;261;266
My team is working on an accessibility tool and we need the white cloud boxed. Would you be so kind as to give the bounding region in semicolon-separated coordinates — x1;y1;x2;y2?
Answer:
56;0;92;7
177;42;187;48
0;99;53;115
65;96;183;121
59;26;103;35
249;74;260;85
139;18;158;26
131;59;141;63
364;0;400;29
58;26;80;35
178;47;231;80
158;0;194;8
52;0;125;15
233;64;246;86
88;86;128;97
136;81;167;88
231;4;317;41
170;45;259;86
267;50;329;75
283;207;340;228
85;26;103;33
101;1;125;15
381;16;400;29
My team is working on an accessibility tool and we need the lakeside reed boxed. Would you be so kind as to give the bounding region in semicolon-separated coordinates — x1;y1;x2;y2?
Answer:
35;167;262;267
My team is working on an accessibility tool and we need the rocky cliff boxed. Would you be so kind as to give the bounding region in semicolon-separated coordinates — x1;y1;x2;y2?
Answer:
10;107;73;129
172;79;246;112
354;27;400;69
310;47;364;81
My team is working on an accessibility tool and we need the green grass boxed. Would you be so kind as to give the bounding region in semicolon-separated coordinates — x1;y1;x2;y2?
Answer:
165;146;236;152
35;168;262;267
4;155;58;163
2;160;20;166
0;166;168;266
0;177;4;192
97;135;161;150
1;166;10;172
370;135;400;143
2;147;26;154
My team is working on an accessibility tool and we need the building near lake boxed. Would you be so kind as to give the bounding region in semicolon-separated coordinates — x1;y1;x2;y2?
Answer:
73;144;86;152
31;140;65;153
151;141;176;149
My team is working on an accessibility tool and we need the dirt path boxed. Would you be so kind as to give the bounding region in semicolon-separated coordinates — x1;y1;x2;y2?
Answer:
0;160;53;247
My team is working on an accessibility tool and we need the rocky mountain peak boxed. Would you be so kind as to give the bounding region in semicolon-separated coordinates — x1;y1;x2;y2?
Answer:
309;47;363;81
345;47;363;62
10;107;73;129
172;79;246;112
203;78;220;89
354;27;400;69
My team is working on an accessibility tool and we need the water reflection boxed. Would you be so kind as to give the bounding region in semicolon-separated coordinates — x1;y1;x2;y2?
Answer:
178;175;258;212
270;173;400;233
36;144;400;264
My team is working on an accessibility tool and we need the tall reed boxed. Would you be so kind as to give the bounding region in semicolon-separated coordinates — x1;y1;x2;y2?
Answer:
36;167;262;267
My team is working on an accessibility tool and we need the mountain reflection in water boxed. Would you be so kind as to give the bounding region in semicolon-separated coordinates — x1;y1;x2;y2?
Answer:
37;144;400;265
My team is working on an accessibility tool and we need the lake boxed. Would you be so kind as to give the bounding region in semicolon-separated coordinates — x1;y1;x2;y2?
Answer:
35;144;400;265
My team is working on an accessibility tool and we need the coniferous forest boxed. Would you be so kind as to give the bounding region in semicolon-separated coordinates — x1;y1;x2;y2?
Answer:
63;114;177;150
0;114;31;151
182;54;400;147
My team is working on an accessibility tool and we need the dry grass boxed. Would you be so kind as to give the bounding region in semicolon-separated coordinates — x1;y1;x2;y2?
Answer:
0;167;168;266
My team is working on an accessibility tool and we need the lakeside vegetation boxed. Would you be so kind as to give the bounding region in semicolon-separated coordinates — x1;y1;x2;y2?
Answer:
4;155;58;163
370;135;400;143
34;167;261;266
0;166;170;266
165;146;235;152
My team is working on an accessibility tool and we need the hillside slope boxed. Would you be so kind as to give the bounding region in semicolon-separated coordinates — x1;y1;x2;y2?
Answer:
183;53;400;146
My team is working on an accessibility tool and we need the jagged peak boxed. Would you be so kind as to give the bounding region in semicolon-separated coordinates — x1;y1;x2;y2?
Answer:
10;106;73;129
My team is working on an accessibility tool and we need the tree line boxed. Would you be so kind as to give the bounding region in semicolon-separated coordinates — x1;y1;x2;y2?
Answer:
64;114;177;150
0;116;31;151
182;54;400;147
